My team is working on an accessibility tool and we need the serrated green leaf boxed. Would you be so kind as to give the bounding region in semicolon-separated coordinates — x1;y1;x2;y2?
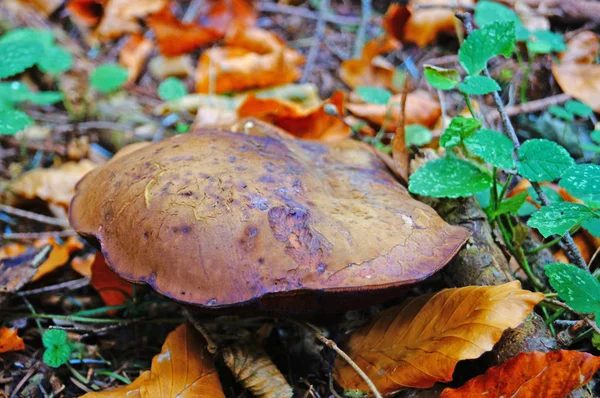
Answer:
528;202;596;237
491;191;528;218
0;28;54;47
548;105;573;121
565;100;593;118
517;139;574;182
38;45;73;75
458;75;501;95
474;0;528;40
440;116;481;148
0;40;44;79
459;21;516;76
27;91;64;105
591;129;600;144
559;164;600;205
0;108;33;135
356;86;392;105
527;30;567;54
408;157;492;198
0;81;31;103
405;124;432;147
583;218;600;238
464;128;516;169
423;65;460;90
90;64;129;93
545;262;600;314
158;77;188;101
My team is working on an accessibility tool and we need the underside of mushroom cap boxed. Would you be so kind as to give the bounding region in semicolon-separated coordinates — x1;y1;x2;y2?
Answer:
69;125;470;312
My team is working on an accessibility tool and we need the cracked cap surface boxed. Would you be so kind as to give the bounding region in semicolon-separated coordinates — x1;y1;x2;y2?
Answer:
69;124;469;312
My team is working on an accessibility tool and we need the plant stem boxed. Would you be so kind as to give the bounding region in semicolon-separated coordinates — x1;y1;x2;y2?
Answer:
462;92;477;118
525;236;563;254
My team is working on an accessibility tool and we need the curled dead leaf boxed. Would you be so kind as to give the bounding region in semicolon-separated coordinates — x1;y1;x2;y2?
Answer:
334;281;543;394
10;160;96;209
67;0;106;26
346;91;441;132
440;350;600;397
201;0;256;36
148;55;194;80
119;34;153;82
237;91;350;140
340;37;400;90
0;327;25;354
146;6;221;57
90;252;134;308
96;0;165;40
82;323;225;397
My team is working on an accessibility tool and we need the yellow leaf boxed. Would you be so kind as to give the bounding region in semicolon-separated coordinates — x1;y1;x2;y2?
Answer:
0;327;25;353
334;281;543;395
82;323;225;398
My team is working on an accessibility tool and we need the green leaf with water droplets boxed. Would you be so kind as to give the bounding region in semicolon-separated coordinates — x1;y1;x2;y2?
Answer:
0;108;33;135
459;21;516;76
408;157;492;198
517;139;574;182
464;128;515;169
560;164;600;206
440;116;481;148
0;40;43;79
38;45;73;75
528;202;597;238
545;262;600;314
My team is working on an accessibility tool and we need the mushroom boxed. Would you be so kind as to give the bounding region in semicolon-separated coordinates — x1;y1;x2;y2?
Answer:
69;121;469;313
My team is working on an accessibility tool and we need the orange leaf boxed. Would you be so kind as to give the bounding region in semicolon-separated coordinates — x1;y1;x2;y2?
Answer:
440;350;600;398
0;327;25;354
404;0;474;47
147;6;221;57
66;0;106;26
82;323;225;397
237;91;350;141
552;31;600;112
334;281;543;394
119;34;153;82
31;238;70;281
346;91;441;131
340;37;400;90
91;252;134;308
71;253;95;277
202;0;256;36
195;47;302;94
95;0;166;40
224;26;302;66
382;4;411;44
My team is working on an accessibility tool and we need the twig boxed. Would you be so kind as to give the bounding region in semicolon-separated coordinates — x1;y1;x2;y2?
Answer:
257;2;361;25
301;0;329;83
544;298;600;334
353;0;372;58
0;204;70;228
54;121;134;135
302;322;383;398
456;11;588;270
9;362;40;398
491;93;571;120
414;3;474;10
1;230;77;240
182;307;218;354
17;277;90;296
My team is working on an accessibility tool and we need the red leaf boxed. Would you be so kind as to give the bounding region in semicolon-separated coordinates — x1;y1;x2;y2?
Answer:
91;252;134;309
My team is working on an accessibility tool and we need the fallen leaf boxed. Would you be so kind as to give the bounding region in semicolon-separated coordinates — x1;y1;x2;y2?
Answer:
403;0;474;47
201;0;256;36
195;46;303;94
82;323;225;397
514;0;550;32
382;4;411;44
440;350;600;397
10;160;96;208
9;0;63;16
90;252;134;308
66;0;106;26
339;37;400;90
346;90;441;131
225;26;303;66
552;31;600;111
96;0;166;40
119;34;153;82
148;55;194;80
0;327;25;354
0;246;52;306
193;107;238;129
146;6;221;57
237;91;350;140
71;253;95;277
334;281;543;394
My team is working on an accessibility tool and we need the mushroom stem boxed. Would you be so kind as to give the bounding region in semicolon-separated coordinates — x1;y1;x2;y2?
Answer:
182;307;218;354
302;322;383;398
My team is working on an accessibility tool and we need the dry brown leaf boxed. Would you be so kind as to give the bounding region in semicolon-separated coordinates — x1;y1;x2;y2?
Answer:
82;323;225;397
403;0;474;47
147;6;221;57
514;0;550;32
96;0;165;40
440;350;600;397
10;160;96;208
195;46;303;94
148;55;194;80
0;327;25;354
552;31;600;111
346;91;441;131
201;0;256;36
8;0;63;16
90;252;134;308
237;91;350;141
382;4;411;44
193;107;239;129
339;37;400;90
71;253;95;277
119;34;153;82
224;26;302;66
67;0;106;26
334;281;543;394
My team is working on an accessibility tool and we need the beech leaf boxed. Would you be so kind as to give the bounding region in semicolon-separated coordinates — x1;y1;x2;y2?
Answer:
0;327;25;353
334;281;543;394
82;323;225;398
441;350;600;397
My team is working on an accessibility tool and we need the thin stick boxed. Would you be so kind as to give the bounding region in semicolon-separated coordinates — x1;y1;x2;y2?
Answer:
303;322;383;398
17;277;90;296
1;230;77;239
353;0;372;58
456;11;588;270
182;307;218;354
544;299;600;334
257;2;361;25
0;204;70;227
301;0;329;83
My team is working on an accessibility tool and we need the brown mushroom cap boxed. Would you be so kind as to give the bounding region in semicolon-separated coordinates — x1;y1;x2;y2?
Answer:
69;125;469;312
